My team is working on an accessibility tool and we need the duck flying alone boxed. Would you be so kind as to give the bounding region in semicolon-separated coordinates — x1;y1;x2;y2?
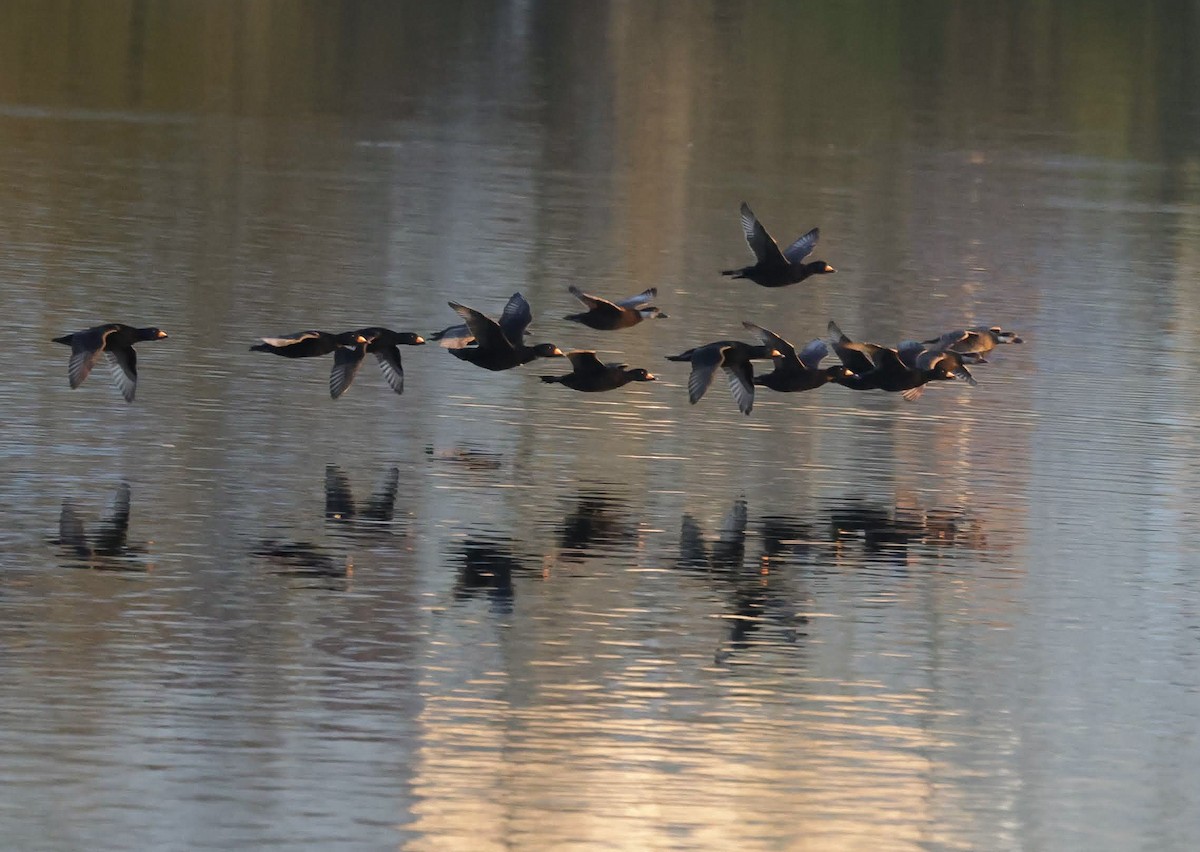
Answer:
721;202;835;288
444;292;563;371
563;286;667;330
541;350;656;392
666;339;779;415
52;323;169;403
743;321;855;393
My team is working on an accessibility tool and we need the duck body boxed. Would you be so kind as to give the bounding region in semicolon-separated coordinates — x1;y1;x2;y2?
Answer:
828;321;974;401
541;350;656;392
922;326;1023;362
52;323;169;402
347;328;426;350
251;330;361;358
744;322;855;393
328;327;425;398
666;339;778;415
563;286;667;330
450;343;562;371
444;293;563;372
721;202;835;288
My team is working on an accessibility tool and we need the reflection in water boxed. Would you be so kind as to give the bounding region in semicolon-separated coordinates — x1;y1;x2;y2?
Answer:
324;464;401;524
759;514;822;561
556;492;632;556
451;537;529;613
679;499;807;660
5;2;1200;849
254;539;353;589
828;498;987;563
55;482;151;571
680;498;748;572
424;445;504;472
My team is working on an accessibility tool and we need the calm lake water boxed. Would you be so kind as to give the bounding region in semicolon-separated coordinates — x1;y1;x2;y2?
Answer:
2;2;1200;850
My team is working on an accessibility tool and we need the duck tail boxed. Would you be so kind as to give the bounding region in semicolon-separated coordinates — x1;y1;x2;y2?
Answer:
249;343;271;352
720;268;744;278
539;375;563;384
52;334;73;345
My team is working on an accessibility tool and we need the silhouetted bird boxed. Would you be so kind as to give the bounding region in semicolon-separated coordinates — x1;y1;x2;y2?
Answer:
743;322;855;393
828;320;975;401
721;202;835;287
444;293;563;371
563;286;667;329
541;350;656;392
666;340;778;414
52;324;169;402
922;326;1024;363
329;328;424;399
250;330;362;358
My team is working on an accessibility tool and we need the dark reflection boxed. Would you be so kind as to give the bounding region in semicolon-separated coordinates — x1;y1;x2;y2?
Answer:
255;540;353;590
827;499;987;564
678;500;808;660
424;445;504;472
759;514;822;562
557;492;633;558
451;538;529;614
679;498;748;571
324;464;401;525
828;500;901;550
54;483;151;571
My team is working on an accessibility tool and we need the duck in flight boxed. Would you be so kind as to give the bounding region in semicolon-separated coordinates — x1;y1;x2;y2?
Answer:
743;322;855;393
250;330;362;358
922;326;1024;363
827;320;975;401
721;202;835;288
52;323;169;403
540;350;656;392
328;328;425;399
444;292;563;371
563;286;667;330
666;339;779;415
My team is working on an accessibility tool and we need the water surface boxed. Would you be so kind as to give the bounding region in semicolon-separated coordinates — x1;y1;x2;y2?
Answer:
2;3;1200;850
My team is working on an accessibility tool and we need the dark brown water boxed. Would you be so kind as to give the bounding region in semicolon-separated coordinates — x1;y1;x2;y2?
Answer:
2;2;1200;849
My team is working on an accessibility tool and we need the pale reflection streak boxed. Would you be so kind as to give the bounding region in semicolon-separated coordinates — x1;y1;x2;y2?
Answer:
405;494;1001;847
408;692;943;850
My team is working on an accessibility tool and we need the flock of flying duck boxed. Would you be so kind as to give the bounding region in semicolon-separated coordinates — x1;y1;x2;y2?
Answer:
52;202;1022;413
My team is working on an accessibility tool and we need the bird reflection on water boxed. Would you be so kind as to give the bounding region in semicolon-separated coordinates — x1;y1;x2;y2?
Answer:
55;482;153;571
424;445;505;472
450;537;533;613
679;499;808;660
675;496;995;660
254;540;354;590
556;492;634;558
827;498;986;565
324;464;402;526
